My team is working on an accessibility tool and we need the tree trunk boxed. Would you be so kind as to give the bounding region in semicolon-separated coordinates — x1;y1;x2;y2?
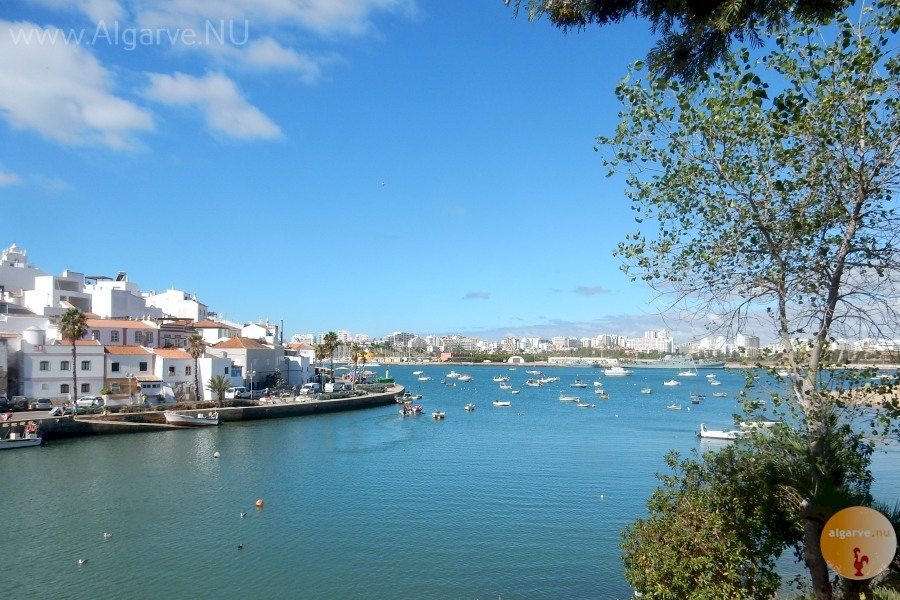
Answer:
71;342;78;407
801;503;833;599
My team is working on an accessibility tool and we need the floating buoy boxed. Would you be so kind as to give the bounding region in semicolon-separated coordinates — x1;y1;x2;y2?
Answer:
237;543;243;550
255;499;264;508
213;451;221;458
102;532;112;538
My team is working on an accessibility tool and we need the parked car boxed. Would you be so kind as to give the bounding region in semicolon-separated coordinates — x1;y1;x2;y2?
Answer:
0;395;8;412
10;396;29;411
31;398;53;410
75;396;103;408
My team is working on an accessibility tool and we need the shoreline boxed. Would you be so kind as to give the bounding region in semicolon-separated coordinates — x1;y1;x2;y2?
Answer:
21;384;404;441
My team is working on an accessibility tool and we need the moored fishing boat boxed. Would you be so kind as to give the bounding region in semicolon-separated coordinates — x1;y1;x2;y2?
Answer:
164;411;220;427
0;422;42;449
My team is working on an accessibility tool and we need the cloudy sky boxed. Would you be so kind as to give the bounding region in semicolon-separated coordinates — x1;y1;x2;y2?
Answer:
0;0;744;342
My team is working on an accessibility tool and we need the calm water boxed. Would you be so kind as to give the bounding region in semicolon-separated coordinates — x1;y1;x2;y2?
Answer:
4;365;898;599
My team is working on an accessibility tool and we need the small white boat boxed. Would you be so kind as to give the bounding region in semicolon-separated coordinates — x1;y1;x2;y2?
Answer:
526;370;541;375
666;404;682;410
539;376;560;384
576;403;596;408
706;374;717;379
697;423;744;440
710;380;722;386
418;376;433;381
678;370;698;377
663;379;681;386
492;375;509;382
492;400;512;407
400;404;423;416
164;411;220;427
510;390;520;395
641;387;652;394
457;374;473;382
446;371;461;378
0;423;42;450
413;370;423;375
464;403;475;411
593;381;603;387
525;379;542;387
712;392;728;397
559;393;580;402
570;379;589;388
603;366;633;376
432;411;445;420
499;383;512;390
595;390;609;399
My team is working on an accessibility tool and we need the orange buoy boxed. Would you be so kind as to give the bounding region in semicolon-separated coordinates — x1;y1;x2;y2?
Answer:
255;499;264;508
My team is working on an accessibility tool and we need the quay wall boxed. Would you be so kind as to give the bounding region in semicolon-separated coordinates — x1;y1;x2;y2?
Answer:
27;385;403;441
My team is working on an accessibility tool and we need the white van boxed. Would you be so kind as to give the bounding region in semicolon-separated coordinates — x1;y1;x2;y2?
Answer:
76;396;102;408
299;383;321;395
225;386;250;399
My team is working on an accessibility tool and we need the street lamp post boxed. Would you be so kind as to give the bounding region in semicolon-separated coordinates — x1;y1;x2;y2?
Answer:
126;373;134;405
249;369;256;398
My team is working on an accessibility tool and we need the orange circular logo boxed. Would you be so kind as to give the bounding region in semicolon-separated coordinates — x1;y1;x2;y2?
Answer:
821;506;897;580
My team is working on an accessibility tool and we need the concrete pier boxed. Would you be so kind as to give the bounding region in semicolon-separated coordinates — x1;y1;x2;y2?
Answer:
27;385;404;441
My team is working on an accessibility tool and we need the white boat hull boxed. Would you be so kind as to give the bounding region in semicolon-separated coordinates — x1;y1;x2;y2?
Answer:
0;434;42;449
164;411;221;427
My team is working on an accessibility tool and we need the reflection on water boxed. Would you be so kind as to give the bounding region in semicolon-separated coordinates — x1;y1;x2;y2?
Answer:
3;365;897;599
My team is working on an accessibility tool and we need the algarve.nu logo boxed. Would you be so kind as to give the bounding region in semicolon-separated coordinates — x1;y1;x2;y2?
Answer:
820;506;897;580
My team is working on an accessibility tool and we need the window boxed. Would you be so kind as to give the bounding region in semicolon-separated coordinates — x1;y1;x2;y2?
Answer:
81;361;91;371
39;361;50;371
145;332;153;345
60;384;69;394
41;383;48;391
224;366;230;375
185;366;192;376
60;360;69;371
111;362;120;372
168;366;176;376
111;331;119;343
92;330;100;340
135;331;142;344
111;382;121;392
139;362;148;372
81;383;90;393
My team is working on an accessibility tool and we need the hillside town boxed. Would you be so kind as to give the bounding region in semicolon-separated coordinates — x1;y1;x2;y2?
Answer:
0;242;894;406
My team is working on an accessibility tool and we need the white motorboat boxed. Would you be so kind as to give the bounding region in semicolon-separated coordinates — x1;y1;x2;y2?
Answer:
432;411;445;420
525;379;542;387
663;379;681;386
539;376;560;384
570;379;589;388
666;404;682;410
641;387;652;394
678;370;698;377
499;383;512;390
492;375;510;382
464;403;476;411
697;423;744;440
559;393;580;402
446;371;461;378
710;380;722;386
603;366;633;376
712;392;728;397
164;411;220;427
418;376;433;381
492;400;512;407
458;374;473;382
413;370;423;375
0;423;42;450
576;403;596;408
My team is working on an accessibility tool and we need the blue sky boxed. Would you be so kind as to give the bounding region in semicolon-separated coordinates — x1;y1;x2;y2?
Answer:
0;0;713;341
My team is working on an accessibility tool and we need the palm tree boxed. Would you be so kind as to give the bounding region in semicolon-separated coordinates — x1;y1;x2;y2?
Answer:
186;333;206;401
206;374;231;407
321;331;339;387
58;308;88;407
349;342;365;389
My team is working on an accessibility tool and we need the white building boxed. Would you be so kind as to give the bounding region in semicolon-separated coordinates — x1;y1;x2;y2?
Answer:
154;348;195;400
144;288;208;321
19;330;105;401
103;345;155;404
84;272;164;320
0;243;47;298
23;270;92;317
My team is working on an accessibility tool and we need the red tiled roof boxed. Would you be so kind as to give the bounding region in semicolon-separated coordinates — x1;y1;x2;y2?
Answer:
105;346;152;355
154;348;192;359
192;319;234;329
86;318;156;330
212;336;269;350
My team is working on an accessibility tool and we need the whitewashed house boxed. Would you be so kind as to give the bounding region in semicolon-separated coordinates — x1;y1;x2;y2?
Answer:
153;348;195;401
20;329;105;401
103;346;155;405
144;289;208;322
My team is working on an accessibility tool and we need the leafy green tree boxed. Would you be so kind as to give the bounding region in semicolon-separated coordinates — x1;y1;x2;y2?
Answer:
186;333;206;401
604;3;900;597
205;374;230;407
58;308;88;404
507;0;847;81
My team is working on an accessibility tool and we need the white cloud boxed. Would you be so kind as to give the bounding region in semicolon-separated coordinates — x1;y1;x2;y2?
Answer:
31;0;126;23
137;0;416;36
0;19;154;148
144;71;281;140
0;166;21;186
241;38;323;80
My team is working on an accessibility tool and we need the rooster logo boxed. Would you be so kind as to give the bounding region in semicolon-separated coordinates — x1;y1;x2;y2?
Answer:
853;547;869;577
